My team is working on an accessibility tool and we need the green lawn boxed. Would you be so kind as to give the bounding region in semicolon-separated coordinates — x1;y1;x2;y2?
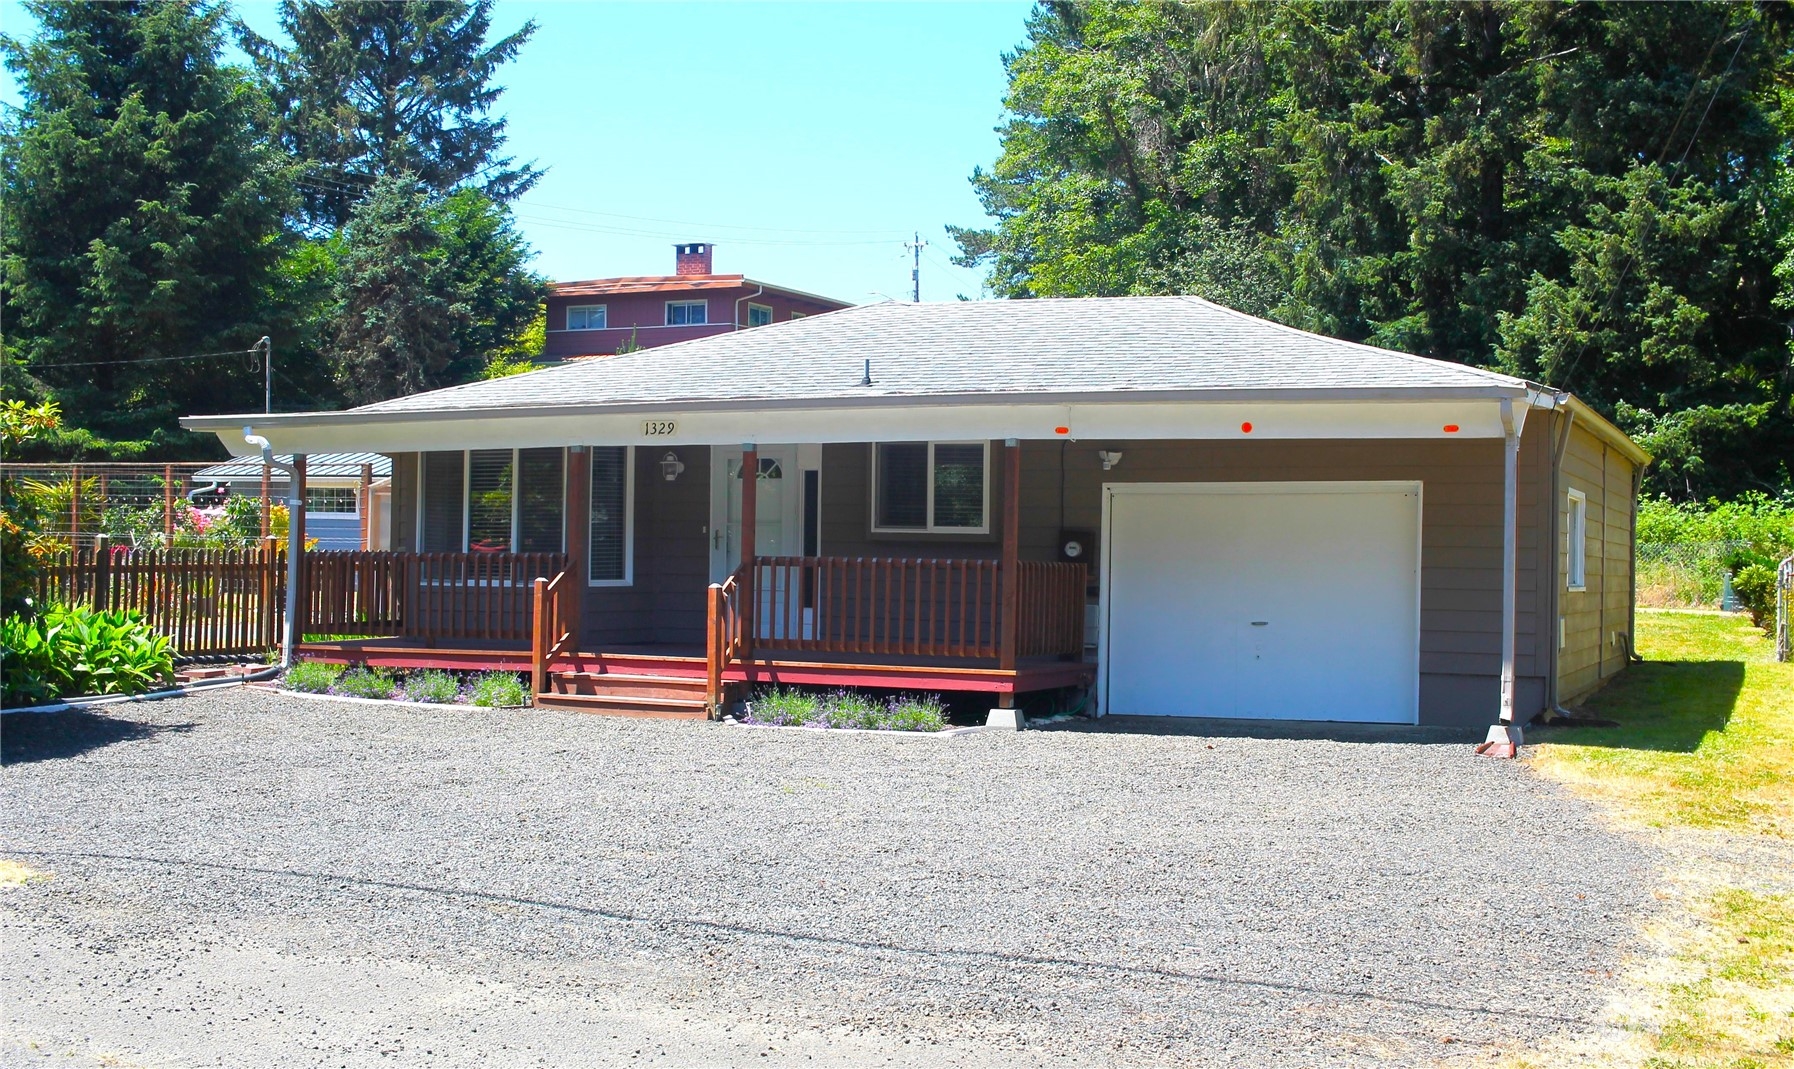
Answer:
1525;610;1793;1069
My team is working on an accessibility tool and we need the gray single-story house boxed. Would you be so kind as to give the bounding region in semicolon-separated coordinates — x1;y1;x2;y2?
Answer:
184;296;1647;737
191;451;392;551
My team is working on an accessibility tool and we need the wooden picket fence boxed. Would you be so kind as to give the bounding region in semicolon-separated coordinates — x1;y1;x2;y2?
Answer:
34;543;283;657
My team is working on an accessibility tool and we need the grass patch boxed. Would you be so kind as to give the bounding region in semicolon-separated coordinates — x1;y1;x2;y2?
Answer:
403;669;460;704
741;687;949;732
1530;611;1794;836
470;672;529;708
283;661;342;694
1520;610;1794;1069
0;859;51;887
335;665;397;700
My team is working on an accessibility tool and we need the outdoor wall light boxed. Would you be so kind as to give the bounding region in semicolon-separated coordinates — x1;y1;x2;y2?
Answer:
1098;450;1124;471
660;451;686;482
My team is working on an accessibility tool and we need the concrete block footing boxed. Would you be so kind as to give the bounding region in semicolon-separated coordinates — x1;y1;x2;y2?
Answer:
985;708;1027;731
1474;722;1523;759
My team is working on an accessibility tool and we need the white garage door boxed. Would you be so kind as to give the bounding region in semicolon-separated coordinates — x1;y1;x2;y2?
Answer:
1102;482;1420;723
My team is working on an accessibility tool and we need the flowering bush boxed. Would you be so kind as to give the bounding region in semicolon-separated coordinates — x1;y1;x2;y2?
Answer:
741;688;948;732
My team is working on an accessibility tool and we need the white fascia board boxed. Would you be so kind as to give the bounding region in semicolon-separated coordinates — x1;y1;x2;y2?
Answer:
200;398;1521;458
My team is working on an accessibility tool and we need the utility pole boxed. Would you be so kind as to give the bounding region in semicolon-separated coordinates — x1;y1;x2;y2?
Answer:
256;336;272;414
904;232;927;302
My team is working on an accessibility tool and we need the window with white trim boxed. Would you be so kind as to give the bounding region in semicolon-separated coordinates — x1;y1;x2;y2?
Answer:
666;300;707;326
588;446;632;584
747;303;772;328
566;304;607;330
418;449;564;553
871;441;989;533
306;487;360;514
1566;488;1587;591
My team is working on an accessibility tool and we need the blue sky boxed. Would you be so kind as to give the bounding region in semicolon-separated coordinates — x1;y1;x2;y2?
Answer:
0;1;1035;303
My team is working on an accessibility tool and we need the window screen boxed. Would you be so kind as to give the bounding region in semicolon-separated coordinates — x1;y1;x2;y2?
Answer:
467;449;514;552
748;304;772;327
666;300;707;326
567;305;606;330
875;443;928;529
516;448;564;553
421;452;463;552
589;446;629;582
932;444;985;528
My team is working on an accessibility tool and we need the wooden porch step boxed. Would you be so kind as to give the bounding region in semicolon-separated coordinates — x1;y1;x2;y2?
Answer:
549;671;709;701
533;691;710;719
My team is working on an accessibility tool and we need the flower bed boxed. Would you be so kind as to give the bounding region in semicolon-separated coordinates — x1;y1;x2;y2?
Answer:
738;687;949;732
281;662;531;707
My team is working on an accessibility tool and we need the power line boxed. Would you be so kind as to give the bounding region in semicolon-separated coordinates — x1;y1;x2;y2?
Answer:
21;346;261;369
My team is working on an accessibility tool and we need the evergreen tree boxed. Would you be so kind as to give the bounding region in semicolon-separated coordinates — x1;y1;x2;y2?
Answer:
0;0;296;456
242;0;541;230
955;1;1794;498
331;175;542;404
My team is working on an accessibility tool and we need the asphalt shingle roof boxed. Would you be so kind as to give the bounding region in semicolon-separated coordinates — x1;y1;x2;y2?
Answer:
194;452;392;480
355;296;1528;416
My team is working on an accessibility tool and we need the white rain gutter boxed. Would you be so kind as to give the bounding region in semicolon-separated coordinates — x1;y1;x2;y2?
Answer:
733;283;765;331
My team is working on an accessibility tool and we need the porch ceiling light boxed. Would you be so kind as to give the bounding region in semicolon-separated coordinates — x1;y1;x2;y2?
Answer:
1098;450;1123;471
660;451;685;482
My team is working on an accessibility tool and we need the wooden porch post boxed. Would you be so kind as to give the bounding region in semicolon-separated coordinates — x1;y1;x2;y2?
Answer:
359;462;374;550
739;445;757;665
287;454;307;659
562;446;591;650
998;439;1021;692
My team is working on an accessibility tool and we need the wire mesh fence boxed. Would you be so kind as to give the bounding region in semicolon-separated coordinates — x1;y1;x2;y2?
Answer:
1636;540;1749;608
1;461;275;549
1777;555;1791;663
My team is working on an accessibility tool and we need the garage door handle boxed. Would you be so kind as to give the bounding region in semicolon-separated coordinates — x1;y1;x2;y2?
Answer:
1250;621;1269;626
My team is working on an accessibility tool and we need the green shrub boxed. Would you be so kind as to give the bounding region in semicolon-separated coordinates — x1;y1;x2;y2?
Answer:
884;695;949;732
0;604;173;707
471;672;529;707
335;665;397;699
742;687;948;731
404;669;461;703
1730;563;1779;630
825;690;884;730
284;661;342;693
745;687;821;726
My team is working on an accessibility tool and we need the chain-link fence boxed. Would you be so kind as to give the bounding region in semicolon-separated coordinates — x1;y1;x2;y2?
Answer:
1636;540;1749;608
1777;555;1791;662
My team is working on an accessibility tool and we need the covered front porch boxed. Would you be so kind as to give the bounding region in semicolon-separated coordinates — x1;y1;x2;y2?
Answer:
288;440;1092;716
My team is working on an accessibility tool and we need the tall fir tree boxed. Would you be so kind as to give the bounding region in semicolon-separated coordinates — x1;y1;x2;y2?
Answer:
0;0;296;457
241;0;541;231
954;1;1794;498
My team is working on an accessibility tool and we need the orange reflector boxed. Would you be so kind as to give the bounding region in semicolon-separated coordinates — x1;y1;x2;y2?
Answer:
1054;426;1070;435
1443;424;1460;433
1240;421;1253;433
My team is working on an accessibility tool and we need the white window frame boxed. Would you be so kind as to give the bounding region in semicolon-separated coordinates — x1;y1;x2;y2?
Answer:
790;311;807;320
666;300;708;326
869;440;991;535
746;302;773;328
1566;488;1587;591
565;304;607;331
587;445;636;588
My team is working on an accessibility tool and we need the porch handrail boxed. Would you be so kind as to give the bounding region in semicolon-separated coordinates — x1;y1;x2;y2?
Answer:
705;564;748;716
1015;559;1088;658
531;569;575;698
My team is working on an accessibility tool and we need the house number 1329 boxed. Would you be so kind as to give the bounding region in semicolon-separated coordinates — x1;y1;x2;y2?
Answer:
643;420;677;436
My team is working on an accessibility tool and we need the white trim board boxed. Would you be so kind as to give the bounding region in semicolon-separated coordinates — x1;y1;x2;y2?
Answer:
218;398;1530;458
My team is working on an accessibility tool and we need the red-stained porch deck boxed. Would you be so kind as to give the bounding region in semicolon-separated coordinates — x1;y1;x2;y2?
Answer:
296;637;1094;697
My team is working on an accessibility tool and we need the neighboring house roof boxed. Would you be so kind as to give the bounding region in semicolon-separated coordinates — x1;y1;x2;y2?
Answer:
194;452;392;480
551;274;850;307
354;296;1530;417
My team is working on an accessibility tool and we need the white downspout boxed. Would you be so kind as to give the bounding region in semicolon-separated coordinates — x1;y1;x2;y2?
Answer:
245;428;303;670
733;283;765;331
1477;398;1525;758
1546;397;1575;718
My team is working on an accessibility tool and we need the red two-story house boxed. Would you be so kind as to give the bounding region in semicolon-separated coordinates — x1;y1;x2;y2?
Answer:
544;243;853;360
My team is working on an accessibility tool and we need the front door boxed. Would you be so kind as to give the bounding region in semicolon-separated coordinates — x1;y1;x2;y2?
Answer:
709;445;801;580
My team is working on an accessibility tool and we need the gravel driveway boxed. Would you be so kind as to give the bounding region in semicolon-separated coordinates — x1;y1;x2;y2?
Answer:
2;689;1657;1067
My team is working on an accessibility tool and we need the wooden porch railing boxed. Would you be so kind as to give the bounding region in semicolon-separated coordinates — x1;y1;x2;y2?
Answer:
531;570;576;697
704;564;748;714
698;555;1088;713
303;551;567;643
